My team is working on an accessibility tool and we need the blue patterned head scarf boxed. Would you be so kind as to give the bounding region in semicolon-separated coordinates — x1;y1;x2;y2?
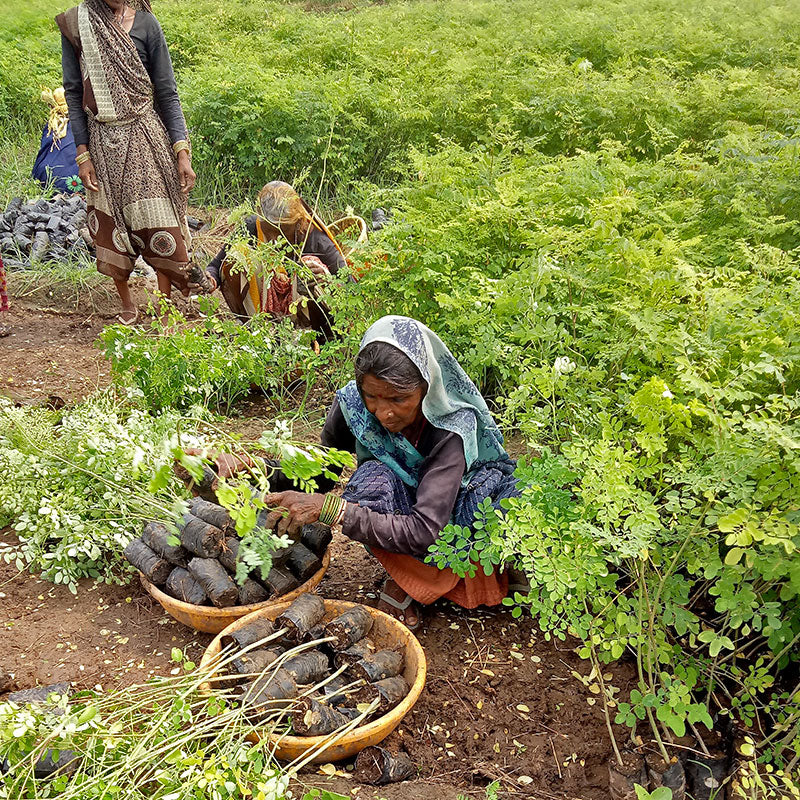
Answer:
335;316;509;487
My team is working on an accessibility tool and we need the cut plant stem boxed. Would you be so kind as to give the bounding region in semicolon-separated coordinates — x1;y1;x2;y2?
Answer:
165;566;207;604
351;650;404;683
238;578;270;605
284;541;322;582
263;564;299;597
353;676;409;712
300;522;332;556
123;539;172;584
189;497;234;534
180;513;224;558
291;697;353;736
232;648;284;679
281;650;329;684
221;617;275;651
141;521;189;566
335;638;377;667
188;557;239;607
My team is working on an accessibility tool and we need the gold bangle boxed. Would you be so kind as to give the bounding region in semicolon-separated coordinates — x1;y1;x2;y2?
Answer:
172;140;190;156
75;152;92;165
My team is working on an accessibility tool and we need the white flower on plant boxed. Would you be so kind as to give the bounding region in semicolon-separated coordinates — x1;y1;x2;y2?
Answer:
662;387;674;399
553;356;576;374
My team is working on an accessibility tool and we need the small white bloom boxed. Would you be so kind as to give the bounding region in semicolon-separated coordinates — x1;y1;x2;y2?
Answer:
662;388;674;399
553;356;576;374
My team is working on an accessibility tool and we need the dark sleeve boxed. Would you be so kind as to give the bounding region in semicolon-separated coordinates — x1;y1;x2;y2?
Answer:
61;34;89;148
245;215;259;240
304;229;347;276
341;432;466;558
144;16;187;144
308;402;353;493
320;401;356;453
205;245;227;284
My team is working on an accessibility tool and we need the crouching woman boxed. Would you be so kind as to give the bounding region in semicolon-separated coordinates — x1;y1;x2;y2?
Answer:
267;315;520;630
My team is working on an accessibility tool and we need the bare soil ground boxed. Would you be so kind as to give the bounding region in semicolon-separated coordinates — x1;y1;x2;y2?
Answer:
1;299;637;799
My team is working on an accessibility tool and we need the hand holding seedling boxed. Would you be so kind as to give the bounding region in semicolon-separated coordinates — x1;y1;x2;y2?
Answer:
266;490;325;534
300;254;330;280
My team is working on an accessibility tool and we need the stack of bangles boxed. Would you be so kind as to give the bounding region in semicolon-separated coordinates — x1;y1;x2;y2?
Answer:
319;493;347;527
172;139;190;156
76;152;92;165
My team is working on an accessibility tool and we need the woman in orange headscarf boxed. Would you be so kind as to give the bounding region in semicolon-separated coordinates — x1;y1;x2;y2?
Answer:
204;182;346;338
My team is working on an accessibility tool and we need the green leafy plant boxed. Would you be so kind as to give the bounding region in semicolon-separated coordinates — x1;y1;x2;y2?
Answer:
98;299;319;413
0;643;372;800
175;420;353;585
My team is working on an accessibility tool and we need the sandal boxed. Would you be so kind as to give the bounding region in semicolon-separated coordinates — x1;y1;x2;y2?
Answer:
378;579;421;632
116;308;139;326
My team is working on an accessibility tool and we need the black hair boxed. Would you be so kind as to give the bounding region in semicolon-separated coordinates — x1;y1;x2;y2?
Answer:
354;341;427;393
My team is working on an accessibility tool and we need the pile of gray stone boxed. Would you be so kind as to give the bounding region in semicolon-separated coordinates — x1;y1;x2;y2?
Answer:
0;194;91;268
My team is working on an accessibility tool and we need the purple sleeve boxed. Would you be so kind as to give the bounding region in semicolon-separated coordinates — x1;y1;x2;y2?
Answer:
341;432;466;558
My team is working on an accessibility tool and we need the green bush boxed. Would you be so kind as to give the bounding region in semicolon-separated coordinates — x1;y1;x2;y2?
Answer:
4;0;800;203
98;300;319;412
336;127;800;760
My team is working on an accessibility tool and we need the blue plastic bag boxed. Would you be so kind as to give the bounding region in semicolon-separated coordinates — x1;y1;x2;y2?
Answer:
31;121;82;194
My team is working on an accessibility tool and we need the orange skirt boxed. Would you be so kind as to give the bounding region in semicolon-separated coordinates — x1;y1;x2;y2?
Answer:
372;546;508;609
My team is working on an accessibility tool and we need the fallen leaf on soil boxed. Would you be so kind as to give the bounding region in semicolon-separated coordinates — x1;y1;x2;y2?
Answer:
319;763;336;776
480;669;495;677
516;704;530;713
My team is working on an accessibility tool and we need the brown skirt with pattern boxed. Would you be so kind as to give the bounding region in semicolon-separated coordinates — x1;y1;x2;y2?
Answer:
89;204;189;289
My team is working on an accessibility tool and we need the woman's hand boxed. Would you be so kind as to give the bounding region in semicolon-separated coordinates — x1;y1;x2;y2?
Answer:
176;150;196;195
182;447;249;479
78;158;99;192
266;491;325;535
300;255;331;281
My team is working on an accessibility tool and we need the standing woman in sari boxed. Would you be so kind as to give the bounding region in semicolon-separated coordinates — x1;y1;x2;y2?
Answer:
57;0;195;324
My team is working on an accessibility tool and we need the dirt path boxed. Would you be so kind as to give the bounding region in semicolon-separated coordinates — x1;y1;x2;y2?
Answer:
0;306;109;403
